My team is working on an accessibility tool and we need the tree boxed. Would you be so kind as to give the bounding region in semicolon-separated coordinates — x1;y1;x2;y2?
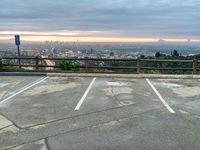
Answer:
155;52;161;58
172;50;179;57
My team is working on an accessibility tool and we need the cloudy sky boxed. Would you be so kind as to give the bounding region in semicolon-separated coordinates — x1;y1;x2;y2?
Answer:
0;0;200;42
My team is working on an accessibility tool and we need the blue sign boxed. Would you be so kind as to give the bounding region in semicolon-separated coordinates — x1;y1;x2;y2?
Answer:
15;35;20;46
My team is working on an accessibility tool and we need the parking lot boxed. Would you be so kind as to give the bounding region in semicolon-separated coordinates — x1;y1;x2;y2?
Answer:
0;75;200;150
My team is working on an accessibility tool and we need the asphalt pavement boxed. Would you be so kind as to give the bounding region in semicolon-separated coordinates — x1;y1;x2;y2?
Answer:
0;76;200;150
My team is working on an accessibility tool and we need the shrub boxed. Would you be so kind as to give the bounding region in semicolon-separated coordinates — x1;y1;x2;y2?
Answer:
59;60;80;71
3;59;15;69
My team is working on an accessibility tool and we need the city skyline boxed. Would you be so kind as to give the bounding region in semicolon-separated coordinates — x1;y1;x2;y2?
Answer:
0;0;200;42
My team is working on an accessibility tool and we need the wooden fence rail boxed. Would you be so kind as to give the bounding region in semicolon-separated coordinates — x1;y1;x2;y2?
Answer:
0;57;199;74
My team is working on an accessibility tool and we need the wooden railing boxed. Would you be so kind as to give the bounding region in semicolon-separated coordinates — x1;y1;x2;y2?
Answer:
0;57;199;74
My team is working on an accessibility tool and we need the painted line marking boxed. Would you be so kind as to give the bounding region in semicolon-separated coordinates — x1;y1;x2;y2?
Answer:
75;77;96;110
0;76;48;104
3;76;49;99
146;78;175;114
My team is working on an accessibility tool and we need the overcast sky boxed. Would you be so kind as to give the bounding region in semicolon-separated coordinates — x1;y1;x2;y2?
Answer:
0;0;200;41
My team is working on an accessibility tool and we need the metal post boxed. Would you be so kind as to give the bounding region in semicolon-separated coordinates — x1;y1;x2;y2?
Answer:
192;59;198;75
15;35;21;69
17;45;21;69
136;58;140;74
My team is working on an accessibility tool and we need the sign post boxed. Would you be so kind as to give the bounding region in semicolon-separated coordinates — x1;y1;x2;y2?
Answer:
15;35;21;68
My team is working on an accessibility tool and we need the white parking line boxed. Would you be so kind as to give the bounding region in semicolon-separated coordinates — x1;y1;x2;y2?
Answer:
0;76;48;105
75;77;96;110
146;78;175;114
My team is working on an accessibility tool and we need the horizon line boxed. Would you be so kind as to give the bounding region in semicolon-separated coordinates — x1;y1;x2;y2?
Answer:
1;36;200;43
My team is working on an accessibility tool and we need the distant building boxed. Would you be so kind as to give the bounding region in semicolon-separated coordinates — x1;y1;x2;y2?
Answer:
90;49;94;54
171;50;179;57
110;52;114;56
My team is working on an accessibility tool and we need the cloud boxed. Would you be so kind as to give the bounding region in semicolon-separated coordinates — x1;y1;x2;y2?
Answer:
0;0;200;38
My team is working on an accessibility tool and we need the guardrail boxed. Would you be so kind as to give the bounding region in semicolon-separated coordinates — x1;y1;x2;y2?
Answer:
0;57;199;74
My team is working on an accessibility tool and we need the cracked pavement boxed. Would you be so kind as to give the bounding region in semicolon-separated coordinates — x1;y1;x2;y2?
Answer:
0;76;200;150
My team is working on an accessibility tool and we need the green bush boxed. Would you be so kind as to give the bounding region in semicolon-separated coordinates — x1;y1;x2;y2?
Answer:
73;63;81;71
3;59;15;69
59;60;80;71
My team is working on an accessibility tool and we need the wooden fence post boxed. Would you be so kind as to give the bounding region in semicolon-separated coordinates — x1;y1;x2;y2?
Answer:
35;56;39;71
136;58;140;74
0;58;3;71
84;57;89;72
192;59;198;75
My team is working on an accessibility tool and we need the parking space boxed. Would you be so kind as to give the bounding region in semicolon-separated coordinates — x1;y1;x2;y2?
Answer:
150;78;200;114
0;75;200;149
150;79;200;104
0;77;92;127
0;76;42;102
80;78;164;116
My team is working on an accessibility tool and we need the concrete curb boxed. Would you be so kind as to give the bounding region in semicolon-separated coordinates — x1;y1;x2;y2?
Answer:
0;72;47;76
47;73;200;79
